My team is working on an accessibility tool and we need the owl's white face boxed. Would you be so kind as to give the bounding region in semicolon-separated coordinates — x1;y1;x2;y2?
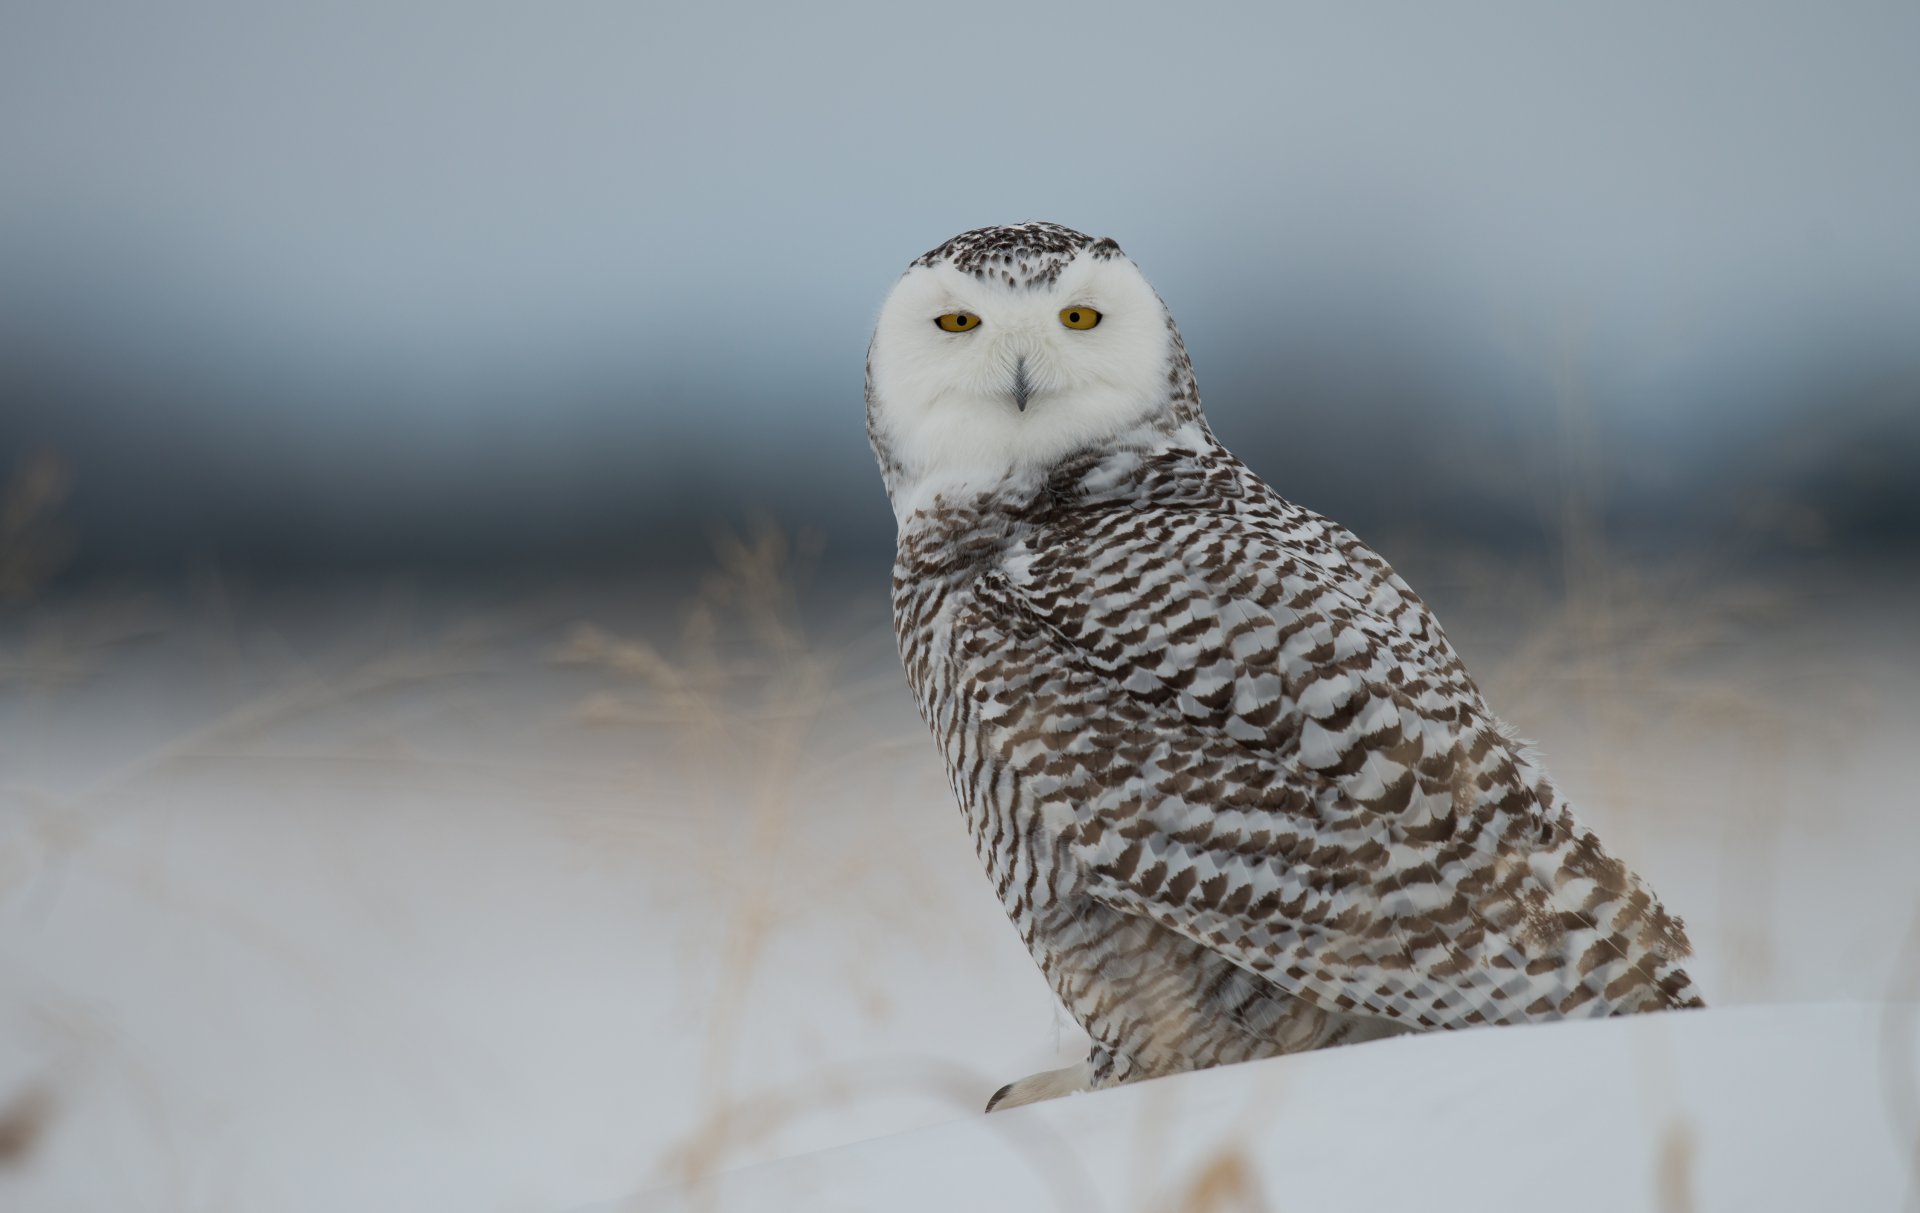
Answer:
867;246;1176;512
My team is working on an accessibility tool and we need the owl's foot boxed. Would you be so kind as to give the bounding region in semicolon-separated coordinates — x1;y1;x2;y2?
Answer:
984;1061;1093;1113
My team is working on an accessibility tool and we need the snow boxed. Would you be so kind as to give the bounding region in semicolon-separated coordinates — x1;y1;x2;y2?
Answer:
608;1001;1920;1213
1;568;1916;1210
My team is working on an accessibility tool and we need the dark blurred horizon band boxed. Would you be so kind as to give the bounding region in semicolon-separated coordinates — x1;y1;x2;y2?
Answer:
2;3;1915;583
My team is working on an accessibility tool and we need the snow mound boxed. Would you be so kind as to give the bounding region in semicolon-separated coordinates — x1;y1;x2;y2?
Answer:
606;1002;1918;1213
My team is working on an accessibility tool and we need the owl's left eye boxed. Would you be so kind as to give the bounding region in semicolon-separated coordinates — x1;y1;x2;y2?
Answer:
1059;307;1102;330
934;312;981;333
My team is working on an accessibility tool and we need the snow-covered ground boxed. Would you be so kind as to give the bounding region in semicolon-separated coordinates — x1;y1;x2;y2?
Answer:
615;1002;1920;1212
1;553;1916;1210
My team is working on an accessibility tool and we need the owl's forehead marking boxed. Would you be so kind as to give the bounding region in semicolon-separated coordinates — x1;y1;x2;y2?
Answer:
912;221;1123;289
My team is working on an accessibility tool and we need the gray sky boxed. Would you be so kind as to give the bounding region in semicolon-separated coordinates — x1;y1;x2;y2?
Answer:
2;2;1916;571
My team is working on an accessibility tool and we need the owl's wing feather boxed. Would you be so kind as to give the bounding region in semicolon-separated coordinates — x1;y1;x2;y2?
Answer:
958;475;1695;1030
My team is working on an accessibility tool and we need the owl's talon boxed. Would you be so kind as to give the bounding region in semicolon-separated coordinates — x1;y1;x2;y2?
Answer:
982;1061;1093;1112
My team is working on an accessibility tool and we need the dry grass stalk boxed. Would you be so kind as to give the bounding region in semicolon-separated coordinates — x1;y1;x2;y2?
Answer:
0;1083;53;1170
1156;1146;1271;1213
0;454;72;604
1654;1121;1697;1213
556;529;847;1190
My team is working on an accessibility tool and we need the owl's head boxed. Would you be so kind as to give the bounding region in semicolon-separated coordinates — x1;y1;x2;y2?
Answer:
866;222;1200;517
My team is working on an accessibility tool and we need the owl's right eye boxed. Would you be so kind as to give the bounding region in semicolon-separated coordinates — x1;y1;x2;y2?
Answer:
934;312;981;333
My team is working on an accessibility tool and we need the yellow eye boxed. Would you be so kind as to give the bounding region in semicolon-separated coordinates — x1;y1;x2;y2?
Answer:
934;312;981;332
1059;307;1102;330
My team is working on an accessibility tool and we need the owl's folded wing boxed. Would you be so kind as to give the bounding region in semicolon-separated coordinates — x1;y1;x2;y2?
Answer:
963;504;1695;1029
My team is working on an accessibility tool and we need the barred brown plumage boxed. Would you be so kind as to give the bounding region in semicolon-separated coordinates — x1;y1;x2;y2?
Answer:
867;222;1703;1111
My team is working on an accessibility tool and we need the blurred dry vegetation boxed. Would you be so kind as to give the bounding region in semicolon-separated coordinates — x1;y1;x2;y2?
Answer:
0;454;71;606
558;529;837;1186
0;456;69;1175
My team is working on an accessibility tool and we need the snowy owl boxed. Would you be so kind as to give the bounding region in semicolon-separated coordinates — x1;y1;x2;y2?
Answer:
866;222;1704;1113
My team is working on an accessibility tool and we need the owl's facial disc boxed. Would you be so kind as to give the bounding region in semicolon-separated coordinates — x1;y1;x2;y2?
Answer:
868;228;1176;499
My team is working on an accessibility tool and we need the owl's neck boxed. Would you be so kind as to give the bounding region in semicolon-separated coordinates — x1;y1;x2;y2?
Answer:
890;415;1228;548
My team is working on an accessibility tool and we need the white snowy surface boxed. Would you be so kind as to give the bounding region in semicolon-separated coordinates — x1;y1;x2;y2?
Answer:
609;1001;1920;1213
1;568;1916;1210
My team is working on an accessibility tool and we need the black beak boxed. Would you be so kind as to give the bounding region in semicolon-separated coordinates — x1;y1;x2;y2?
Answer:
1013;356;1032;413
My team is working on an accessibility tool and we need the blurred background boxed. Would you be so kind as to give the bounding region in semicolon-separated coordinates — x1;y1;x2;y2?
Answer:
1;4;1916;1211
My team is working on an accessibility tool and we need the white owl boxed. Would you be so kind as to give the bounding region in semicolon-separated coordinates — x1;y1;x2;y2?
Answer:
866;223;1703;1112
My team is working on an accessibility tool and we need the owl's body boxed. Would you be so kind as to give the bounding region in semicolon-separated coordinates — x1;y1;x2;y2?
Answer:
868;224;1702;1110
